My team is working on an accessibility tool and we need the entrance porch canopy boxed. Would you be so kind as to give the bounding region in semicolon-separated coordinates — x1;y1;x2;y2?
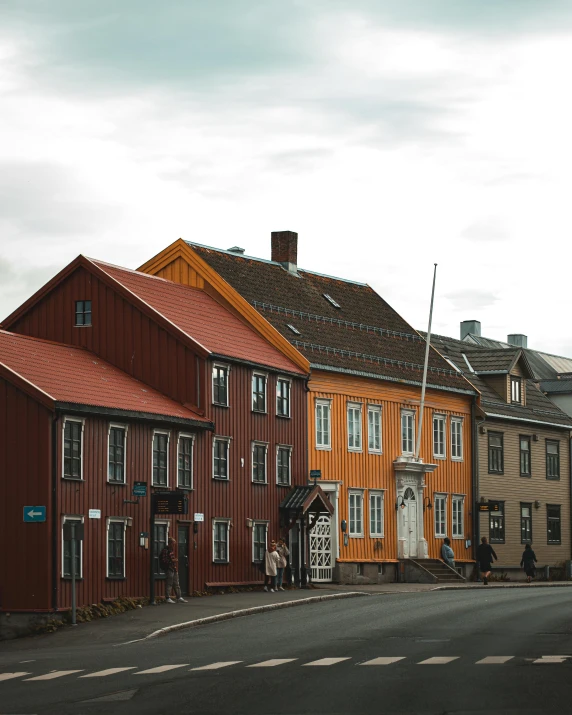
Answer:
280;484;334;531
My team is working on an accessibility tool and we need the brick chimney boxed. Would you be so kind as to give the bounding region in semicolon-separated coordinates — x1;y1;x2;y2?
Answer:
271;231;298;274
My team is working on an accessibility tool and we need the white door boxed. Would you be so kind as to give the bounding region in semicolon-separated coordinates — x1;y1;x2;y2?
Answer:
310;515;333;582
404;488;418;558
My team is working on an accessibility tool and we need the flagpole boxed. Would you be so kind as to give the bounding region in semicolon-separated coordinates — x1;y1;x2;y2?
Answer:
414;264;438;461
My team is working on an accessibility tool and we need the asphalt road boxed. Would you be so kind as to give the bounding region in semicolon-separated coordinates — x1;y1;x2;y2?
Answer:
1;588;572;715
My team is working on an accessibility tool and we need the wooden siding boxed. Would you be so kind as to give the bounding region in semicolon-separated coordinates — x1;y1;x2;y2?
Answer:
308;371;474;563
153;256;205;289
478;420;571;567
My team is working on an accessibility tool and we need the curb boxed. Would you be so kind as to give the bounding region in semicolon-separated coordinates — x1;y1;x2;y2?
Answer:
434;582;572;591
142;592;369;641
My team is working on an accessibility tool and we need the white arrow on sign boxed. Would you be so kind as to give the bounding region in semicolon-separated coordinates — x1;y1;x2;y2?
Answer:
27;510;43;519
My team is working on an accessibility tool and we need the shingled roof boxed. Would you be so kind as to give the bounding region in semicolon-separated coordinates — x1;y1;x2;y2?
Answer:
188;242;475;395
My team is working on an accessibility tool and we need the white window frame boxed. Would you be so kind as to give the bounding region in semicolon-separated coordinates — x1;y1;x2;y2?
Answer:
452;495;465;539
212;436;231;481
252;371;268;413
276;444;292;486
62;417;85;481
434;494;447;538
369;490;385;537
349;490;364;538
433;414;446;459
451;417;464;461
252;441;268;484
106;517;128;578
177;433;195;489
107;423;128;484
61;515;85;578
315;399;332;450
212;362;230;407
367;405;382;454
152;430;170;487
252;521;268;563
276;377;292;418
347;402;363;452
401;410;415;456
212;518;230;564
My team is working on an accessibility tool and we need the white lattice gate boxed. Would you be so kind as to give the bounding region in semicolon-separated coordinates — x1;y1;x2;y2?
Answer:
310;515;333;582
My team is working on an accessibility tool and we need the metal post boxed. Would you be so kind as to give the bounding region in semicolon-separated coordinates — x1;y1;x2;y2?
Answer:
150;511;156;605
70;522;77;626
414;264;438;460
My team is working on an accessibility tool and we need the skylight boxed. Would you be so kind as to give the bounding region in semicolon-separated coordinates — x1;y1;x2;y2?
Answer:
323;293;341;309
286;323;301;335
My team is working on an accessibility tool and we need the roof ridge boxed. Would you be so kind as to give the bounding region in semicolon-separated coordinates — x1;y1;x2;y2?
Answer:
91;258;202;291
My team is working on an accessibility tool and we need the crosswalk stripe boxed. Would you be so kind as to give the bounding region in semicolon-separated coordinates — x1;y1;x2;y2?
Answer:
418;657;459;665
25;670;84;681
191;661;242;671
247;659;297;668
80;667;137;678
533;656;571;664
476;656;514;665
360;657;406;666
0;672;30;682
303;658;352;667
135;665;189;674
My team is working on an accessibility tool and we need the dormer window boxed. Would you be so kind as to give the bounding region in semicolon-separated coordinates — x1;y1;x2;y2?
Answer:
75;300;92;326
323;293;341;309
510;377;522;404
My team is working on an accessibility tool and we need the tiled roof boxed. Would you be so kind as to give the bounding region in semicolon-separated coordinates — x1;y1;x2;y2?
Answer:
91;259;304;375
462;348;519;374
188;244;475;394
540;379;572;395
0;330;211;425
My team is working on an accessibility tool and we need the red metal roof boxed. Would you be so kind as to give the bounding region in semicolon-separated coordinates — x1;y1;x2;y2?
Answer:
0;330;210;423
90;259;304;375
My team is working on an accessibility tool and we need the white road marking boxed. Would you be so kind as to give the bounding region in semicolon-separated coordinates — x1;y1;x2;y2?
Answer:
80;667;137;678
418;657;459;665
0;672;30;681
476;656;514;665
360;657;406;666
191;661;242;671
25;670;84;681
533;656;571;664
247;659;297;668
135;664;189;674
303;658;352;666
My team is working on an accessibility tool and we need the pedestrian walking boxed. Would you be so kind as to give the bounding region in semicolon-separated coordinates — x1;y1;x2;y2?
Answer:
160;537;187;603
520;543;537;584
276;538;290;591
441;537;455;569
476;536;497;585
263;540;280;592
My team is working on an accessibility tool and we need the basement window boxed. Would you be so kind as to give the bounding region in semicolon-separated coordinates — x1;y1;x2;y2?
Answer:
286;323;301;335
323;293;341;309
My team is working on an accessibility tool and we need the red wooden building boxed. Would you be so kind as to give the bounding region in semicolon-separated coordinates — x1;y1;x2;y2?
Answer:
0;257;309;629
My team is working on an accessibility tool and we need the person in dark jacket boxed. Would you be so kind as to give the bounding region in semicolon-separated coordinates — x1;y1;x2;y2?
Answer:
476;536;497;585
520;543;537;583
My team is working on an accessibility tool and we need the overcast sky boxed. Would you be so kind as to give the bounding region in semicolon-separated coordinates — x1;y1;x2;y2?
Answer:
1;1;572;353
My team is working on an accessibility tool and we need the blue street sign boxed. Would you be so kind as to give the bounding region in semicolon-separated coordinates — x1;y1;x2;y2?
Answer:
132;481;148;497
23;506;46;523
310;470;322;480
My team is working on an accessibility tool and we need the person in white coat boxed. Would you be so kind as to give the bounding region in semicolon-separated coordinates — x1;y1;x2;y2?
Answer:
264;541;280;592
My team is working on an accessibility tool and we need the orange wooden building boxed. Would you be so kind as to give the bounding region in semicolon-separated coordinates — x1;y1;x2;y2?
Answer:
139;233;478;583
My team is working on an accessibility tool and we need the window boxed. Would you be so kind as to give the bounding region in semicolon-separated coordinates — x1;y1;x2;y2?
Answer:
546;440;560;480
520;436;531;476
107;519;126;578
368;406;382;453
213;437;230;480
349;491;363;537
277;446;292;486
520;503;532;544
369;491;384;537
451;418;463;460
108;425;126;483
212;364;229;406
489;501;505;543
213;520;230;563
75;300;92;326
62;516;83;578
252;443;268;483
347;403;362;451
286;323;301;335
153;521;169;577
252;522;267;563
433;414;446;458
276;378;291;417
488;432;504;473
252;373;267;413
547;505;561;544
152;432;169;486
452;496;464;538
177;434;194;489
401;410;415;455
323;293;341;309
63;419;83;480
434;494;447;537
316;400;331;449
511;376;521;404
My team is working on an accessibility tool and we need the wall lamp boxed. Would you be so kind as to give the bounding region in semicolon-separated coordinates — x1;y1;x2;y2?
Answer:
534;500;541;509
423;497;433;512
395;495;406;511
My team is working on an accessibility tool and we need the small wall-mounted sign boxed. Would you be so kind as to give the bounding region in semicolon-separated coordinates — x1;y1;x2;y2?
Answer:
194;513;205;522
152;493;188;515
478;503;490;512
310;470;322;480
132;481;147;497
23;506;46;523
88;509;101;519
